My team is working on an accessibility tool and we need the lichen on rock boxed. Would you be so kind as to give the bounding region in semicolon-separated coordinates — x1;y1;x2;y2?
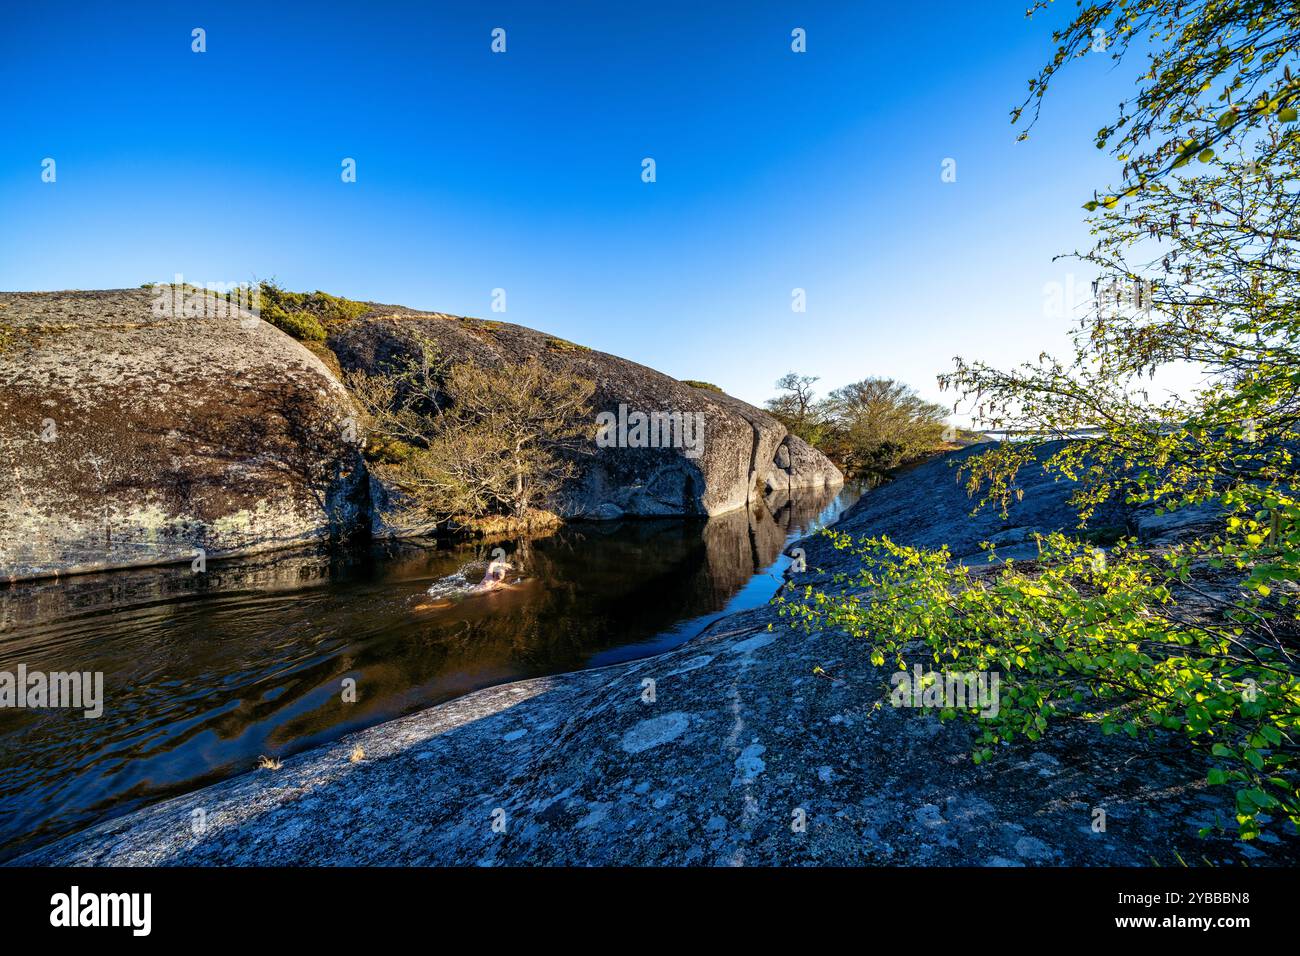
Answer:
0;289;367;580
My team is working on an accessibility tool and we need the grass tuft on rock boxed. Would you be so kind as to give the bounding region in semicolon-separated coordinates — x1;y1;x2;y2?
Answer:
258;281;370;342
545;336;590;353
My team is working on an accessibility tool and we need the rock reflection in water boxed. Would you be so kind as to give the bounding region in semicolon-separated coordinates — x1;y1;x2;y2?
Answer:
0;482;856;860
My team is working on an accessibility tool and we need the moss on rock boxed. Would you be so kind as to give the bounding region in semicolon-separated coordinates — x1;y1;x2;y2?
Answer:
258;282;371;342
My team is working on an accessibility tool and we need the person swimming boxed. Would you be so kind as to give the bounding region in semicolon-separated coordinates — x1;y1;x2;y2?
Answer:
414;552;516;611
472;555;513;592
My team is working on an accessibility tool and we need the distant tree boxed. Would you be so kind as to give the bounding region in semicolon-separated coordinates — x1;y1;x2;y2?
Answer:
765;372;953;478
765;372;825;445
820;378;950;478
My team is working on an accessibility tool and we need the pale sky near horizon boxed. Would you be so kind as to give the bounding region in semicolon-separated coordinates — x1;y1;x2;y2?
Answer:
1;1;1154;422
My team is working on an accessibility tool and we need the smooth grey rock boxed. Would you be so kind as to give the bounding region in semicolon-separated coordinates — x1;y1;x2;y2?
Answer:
987;526;1041;547
621;712;692;754
1135;501;1223;543
0;289;366;581
1014;835;1053;862
797;441;1130;575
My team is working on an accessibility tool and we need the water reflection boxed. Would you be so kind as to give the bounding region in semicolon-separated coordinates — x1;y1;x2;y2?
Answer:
0;482;858;860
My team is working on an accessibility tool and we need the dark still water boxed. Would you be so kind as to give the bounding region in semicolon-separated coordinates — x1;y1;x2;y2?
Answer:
0;484;859;860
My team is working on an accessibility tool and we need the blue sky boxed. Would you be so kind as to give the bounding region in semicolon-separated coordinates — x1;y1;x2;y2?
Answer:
0;1;1136;416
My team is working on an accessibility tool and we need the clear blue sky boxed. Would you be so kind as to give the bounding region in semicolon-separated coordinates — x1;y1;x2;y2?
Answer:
0;1;1136;417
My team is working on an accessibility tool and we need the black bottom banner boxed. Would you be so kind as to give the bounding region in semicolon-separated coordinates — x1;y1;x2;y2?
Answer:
0;865;1282;942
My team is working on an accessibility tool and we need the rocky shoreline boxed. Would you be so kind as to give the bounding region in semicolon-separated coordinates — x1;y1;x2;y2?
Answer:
15;445;1298;866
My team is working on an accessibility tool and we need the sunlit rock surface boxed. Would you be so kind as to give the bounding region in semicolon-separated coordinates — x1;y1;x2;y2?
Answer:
0;289;366;582
0;290;841;578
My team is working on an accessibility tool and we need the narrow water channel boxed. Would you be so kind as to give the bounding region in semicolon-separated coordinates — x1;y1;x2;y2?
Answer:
0;483;860;860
